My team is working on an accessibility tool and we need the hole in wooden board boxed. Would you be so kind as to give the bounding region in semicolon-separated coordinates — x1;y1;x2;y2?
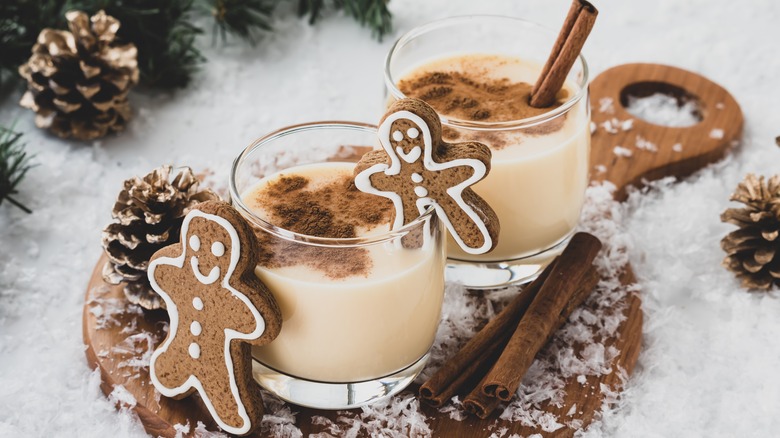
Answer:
620;81;704;127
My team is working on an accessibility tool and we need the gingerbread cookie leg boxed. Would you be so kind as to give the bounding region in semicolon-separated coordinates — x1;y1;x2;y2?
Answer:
199;342;261;432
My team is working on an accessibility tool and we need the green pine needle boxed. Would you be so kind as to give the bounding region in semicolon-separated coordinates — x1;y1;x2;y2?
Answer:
0;126;35;214
336;0;391;40
299;0;391;40
207;0;275;44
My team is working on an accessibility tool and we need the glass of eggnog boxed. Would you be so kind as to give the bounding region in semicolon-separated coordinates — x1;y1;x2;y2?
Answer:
229;122;446;409
384;15;590;289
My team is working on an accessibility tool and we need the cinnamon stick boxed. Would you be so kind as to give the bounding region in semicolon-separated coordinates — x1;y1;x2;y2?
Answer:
530;0;598;108
463;374;502;419
419;260;557;406
482;232;602;401
463;263;600;418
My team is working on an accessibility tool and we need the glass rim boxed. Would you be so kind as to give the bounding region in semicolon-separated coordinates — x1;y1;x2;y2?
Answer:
229;121;436;248
383;14;590;131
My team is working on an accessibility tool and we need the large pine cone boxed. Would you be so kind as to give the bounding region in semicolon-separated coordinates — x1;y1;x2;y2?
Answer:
18;10;139;141
102;166;219;309
721;173;780;290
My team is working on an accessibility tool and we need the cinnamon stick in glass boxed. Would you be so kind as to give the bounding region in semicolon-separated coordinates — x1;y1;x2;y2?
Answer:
530;0;598;108
482;232;602;401
418;260;556;406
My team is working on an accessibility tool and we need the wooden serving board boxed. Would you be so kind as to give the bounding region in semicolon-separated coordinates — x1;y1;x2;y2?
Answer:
83;63;741;437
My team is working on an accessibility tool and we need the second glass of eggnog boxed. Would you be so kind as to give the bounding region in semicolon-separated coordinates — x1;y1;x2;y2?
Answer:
229;122;446;409
384;16;591;289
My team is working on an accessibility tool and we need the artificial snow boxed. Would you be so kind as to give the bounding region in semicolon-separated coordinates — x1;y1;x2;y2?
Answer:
2;0;780;437
625;93;701;127
613;146;633;157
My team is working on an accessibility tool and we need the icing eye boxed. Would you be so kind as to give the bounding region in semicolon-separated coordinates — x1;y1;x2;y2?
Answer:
189;235;201;251
211;241;225;257
392;130;404;141
407;128;419;139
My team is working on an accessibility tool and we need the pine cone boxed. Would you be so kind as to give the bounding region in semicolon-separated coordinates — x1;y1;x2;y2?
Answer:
721;173;780;290
102;166;220;309
18;10;139;141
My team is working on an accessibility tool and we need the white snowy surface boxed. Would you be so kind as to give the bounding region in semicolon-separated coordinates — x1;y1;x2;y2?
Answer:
2;0;780;436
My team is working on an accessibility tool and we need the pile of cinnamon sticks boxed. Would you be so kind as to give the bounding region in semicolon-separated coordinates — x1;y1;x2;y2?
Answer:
420;232;602;418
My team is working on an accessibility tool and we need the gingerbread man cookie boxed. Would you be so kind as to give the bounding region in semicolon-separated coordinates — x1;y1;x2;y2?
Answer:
355;98;499;254
147;201;281;436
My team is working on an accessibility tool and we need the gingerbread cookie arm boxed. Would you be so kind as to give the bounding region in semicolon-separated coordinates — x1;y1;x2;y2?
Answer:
434;141;493;173
228;274;282;346
355;159;409;230
354;149;389;175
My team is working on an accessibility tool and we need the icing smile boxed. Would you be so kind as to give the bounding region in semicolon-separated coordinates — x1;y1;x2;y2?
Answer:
396;145;421;163
191;256;220;284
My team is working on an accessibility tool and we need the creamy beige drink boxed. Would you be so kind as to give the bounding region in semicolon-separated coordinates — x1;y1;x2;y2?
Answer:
242;162;445;383
397;54;590;262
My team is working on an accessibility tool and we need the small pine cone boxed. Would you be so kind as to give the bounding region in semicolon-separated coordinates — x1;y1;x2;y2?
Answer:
18;10;139;141
102;166;219;309
720;173;780;290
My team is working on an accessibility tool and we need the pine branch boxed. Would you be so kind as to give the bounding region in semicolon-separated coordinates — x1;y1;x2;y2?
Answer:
299;0;391;40
205;0;275;44
1;0;393;91
336;0;391;40
0;126;34;214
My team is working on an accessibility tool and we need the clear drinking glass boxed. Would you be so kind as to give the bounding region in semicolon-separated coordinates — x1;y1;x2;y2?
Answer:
384;15;591;289
229;122;446;409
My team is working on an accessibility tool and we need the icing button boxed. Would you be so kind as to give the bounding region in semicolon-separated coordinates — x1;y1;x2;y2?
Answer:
414;186;428;197
188;342;200;359
192;297;204;310
411;173;423;183
190;321;202;336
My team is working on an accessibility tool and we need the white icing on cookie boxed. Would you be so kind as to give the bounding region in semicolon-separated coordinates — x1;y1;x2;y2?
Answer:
395;145;421;164
211;241;225;257
355;110;493;254
191;256;220;285
411;173;423;183
392;130;403;141
407;127;419;139
191;321;202;336
189;342;200;359
189;235;201;251
148;209;267;435
414;186;428;197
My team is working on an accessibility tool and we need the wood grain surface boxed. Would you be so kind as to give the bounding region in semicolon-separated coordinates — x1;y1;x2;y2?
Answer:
83;63;741;437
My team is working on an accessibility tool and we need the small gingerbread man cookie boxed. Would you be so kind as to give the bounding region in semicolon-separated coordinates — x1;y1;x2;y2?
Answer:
147;201;281;436
355;98;500;254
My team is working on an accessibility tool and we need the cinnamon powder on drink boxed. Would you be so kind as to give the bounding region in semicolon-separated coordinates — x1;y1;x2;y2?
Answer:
249;173;393;279
398;70;568;123
398;68;569;149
